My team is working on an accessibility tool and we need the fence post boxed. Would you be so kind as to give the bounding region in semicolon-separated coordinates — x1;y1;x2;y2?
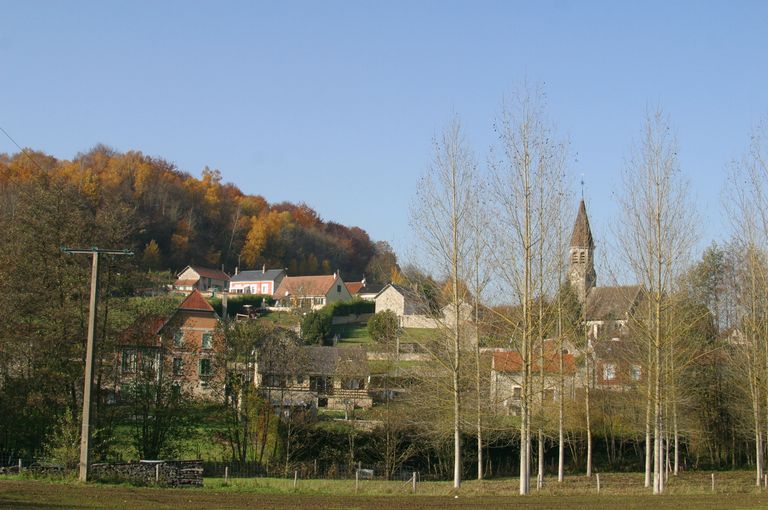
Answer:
224;466;229;484
596;473;600;493
412;471;417;493
294;470;298;489
314;459;317;477
18;459;22;473
711;473;715;493
355;469;359;493
764;474;767;489
155;463;160;483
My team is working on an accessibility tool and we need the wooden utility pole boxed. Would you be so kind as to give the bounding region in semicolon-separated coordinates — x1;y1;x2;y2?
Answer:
62;247;132;482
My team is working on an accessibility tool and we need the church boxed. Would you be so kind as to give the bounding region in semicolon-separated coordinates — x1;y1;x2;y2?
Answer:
568;199;645;388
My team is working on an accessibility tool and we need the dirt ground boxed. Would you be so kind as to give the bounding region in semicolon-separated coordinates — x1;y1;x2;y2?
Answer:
2;479;768;510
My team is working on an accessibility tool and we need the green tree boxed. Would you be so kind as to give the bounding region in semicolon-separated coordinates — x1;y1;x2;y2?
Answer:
367;310;400;343
300;310;332;344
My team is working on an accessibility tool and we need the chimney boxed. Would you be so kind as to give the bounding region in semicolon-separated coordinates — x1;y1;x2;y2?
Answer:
235;266;239;275
263;263;266;273
361;276;366;287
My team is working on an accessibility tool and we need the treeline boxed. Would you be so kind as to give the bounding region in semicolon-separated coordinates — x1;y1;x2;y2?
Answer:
0;146;398;280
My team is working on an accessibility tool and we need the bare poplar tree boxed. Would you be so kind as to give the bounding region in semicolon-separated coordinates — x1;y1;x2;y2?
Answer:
617;109;697;494
489;87;567;495
725;117;768;486
411;115;477;488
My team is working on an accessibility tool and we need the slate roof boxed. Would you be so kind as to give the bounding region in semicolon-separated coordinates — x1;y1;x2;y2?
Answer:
178;289;215;312
274;275;338;298
570;200;594;249
357;283;385;295
585;285;642;321
492;351;576;374
230;268;285;283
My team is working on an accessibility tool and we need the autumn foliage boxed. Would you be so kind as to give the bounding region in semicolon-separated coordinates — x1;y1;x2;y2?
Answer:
0;146;394;279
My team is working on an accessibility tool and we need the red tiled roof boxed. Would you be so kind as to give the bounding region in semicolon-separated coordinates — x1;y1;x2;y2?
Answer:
178;289;214;312
345;282;364;294
118;315;166;346
493;351;576;374
185;266;230;281
274;275;338;298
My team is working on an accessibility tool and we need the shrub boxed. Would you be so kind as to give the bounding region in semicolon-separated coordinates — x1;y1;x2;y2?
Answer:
300;309;333;344
326;299;375;317
367;310;399;343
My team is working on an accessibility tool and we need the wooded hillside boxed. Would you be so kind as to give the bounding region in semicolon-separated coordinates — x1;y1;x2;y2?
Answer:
0;145;397;281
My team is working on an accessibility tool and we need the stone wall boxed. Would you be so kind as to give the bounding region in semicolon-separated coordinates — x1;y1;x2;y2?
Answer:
91;460;203;487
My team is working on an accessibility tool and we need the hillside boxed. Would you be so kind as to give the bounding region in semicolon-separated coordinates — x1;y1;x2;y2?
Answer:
0;146;397;281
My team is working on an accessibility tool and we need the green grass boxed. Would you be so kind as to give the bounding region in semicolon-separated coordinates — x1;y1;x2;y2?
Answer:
333;323;373;344
258;311;300;328
401;328;438;342
4;472;768;509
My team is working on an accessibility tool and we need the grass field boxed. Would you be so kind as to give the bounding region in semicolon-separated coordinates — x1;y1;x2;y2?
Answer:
3;472;768;509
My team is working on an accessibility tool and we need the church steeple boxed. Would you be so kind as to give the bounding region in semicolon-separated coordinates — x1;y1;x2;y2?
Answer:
568;199;596;303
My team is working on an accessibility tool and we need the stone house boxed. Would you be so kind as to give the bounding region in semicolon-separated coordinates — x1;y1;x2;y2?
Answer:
273;273;352;310
118;290;221;399
374;283;438;328
173;266;230;293
490;349;577;415
255;344;371;411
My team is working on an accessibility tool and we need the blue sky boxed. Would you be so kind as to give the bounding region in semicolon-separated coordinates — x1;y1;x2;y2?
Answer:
2;1;767;272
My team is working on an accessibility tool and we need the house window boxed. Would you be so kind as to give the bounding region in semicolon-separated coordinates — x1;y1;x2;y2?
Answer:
202;333;213;350
173;357;184;375
173;331;184;348
544;389;555;401
264;374;287;387
337;284;341;293
261;283;269;294
121;349;136;373
579;251;586;263
512;386;522;398
199;358;212;377
603;363;616;381
310;376;332;393
296;375;305;385
631;365;642;381
342;378;365;390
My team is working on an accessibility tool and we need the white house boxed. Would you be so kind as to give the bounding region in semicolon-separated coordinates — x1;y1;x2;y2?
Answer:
273;273;352;309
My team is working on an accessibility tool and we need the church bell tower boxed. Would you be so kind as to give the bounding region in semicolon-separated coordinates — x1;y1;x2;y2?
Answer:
568;199;596;303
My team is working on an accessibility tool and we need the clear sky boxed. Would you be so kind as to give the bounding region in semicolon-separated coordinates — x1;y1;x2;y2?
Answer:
2;1;767;272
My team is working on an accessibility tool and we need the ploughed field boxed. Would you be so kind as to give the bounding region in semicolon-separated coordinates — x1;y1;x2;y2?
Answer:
2;472;768;509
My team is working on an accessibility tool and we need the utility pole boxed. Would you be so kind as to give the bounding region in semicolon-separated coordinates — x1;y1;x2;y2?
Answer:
62;247;132;482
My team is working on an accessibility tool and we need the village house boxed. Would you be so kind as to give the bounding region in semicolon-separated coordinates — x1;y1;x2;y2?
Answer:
118;290;221;399
173;265;230;293
273;273;352;309
490;349;578;415
374;283;438;328
229;266;286;295
255;344;371;412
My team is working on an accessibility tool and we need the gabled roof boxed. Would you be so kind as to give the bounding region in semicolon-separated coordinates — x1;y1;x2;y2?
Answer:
357;283;385;295
345;282;365;295
374;283;420;302
274;275;339;298
180;265;230;281
178;289;215;312
492;351;576;375
585;285;642;321
570;200;594;249
231;268;285;283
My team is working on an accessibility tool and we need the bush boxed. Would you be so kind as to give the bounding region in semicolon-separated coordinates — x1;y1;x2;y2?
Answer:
208;294;275;318
300;310;333;344
367;310;399;342
326;299;375;317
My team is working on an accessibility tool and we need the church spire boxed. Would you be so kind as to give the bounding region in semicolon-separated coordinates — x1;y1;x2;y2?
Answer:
568;199;596;303
570;199;594;249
